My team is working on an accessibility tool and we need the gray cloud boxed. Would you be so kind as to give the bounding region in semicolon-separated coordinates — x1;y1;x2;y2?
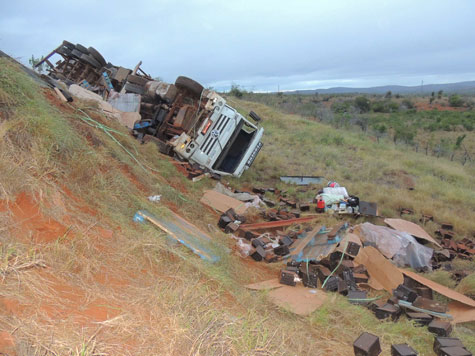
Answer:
1;0;474;91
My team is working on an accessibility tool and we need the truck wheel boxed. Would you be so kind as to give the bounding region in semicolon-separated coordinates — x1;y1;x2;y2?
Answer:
75;44;89;54
62;40;75;50
57;46;72;57
71;49;84;59
88;47;107;67
80;54;101;68
175;76;203;97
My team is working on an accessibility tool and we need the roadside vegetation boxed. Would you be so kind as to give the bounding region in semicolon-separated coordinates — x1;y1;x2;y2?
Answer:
0;58;474;355
228;86;475;165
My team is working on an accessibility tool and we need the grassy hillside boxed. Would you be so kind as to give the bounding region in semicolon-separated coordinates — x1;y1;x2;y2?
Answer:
231;91;475;165
0;57;474;355
227;97;475;238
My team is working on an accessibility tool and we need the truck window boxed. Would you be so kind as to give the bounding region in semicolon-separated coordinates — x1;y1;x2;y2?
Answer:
212;120;256;174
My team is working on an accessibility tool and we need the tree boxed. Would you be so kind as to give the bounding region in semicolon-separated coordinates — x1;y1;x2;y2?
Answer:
29;55;46;73
385;90;392;99
451;134;466;161
437;90;443;99
229;84;244;98
393;125;415;144
354;96;371;113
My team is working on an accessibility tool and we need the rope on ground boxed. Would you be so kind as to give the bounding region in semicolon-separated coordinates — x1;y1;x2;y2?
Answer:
321;239;349;289
69;105;167;179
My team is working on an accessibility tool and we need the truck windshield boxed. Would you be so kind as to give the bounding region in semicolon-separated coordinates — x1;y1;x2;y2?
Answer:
212;120;256;173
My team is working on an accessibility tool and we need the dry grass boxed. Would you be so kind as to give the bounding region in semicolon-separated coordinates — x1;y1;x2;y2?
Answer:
0;57;474;356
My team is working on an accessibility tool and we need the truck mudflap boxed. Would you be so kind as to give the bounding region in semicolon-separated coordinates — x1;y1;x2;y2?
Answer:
245;141;263;168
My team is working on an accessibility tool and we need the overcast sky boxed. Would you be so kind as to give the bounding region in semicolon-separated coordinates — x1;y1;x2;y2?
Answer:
1;0;475;91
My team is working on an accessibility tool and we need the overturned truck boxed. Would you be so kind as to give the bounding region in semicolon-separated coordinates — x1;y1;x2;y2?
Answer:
36;40;264;178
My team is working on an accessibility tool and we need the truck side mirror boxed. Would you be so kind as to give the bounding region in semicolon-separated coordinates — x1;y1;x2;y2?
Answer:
249;111;262;122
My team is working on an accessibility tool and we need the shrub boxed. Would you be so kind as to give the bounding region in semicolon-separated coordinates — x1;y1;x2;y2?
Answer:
393;125;415;144
449;94;464;107
331;101;350;114
372;101;387;113
388;101;400;112
372;101;399;113
401;99;414;109
354;96;371;113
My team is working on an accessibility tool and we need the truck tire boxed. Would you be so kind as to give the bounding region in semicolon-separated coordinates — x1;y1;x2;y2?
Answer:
62;40;75;50
80;53;101;68
126;74;149;87
57;46;72;57
75;43;89;54
88;46;107;67
175;76;203;97
123;82;145;95
71;49;84;59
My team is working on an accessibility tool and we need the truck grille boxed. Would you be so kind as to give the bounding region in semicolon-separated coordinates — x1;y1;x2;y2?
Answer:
200;114;231;155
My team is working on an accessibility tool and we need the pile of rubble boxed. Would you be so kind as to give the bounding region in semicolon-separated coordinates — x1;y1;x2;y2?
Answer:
203;175;475;354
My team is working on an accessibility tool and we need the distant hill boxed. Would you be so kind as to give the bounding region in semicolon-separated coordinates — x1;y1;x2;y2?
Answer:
287;80;475;95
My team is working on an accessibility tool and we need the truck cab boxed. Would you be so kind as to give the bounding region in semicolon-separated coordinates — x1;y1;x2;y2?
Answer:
173;99;264;177
135;77;264;178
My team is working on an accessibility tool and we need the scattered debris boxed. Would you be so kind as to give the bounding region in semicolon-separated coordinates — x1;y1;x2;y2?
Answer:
358;201;379;217
391;344;418;356
134;210;221;263
201;190;248;215
428;320;453;337
354;246;403;292
384;218;441;247
147;195;161;202
353;332;381;356
279;175;324;185
434;337;471;356
354;223;434;269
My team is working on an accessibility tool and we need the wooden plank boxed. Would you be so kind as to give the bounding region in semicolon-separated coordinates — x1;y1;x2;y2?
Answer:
34;45;61;68
290;225;322;257
200;190;247;215
328;222;345;238
53;87;67;102
132;61;142;75
240;216;319;231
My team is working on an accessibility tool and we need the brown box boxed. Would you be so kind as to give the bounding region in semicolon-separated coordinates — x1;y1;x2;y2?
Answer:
353;332;381;356
428;320;453;337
